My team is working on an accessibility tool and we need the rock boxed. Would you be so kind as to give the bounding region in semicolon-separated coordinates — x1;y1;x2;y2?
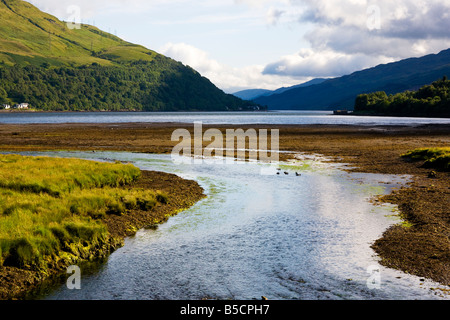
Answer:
428;171;437;178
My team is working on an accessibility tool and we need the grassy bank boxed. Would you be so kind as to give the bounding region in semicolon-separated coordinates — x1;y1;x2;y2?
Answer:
0;154;159;270
0;154;205;299
401;147;450;171
0;123;448;288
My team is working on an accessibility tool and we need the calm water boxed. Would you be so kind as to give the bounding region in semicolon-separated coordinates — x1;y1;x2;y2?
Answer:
1;111;450;126
18;150;448;300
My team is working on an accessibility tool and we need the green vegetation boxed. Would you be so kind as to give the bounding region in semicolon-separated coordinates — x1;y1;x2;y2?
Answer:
0;60;252;111
0;154;167;270
0;0;142;67
401;147;450;171
354;77;450;117
0;0;255;111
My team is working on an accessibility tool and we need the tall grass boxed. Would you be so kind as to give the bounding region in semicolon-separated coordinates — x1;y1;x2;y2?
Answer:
0;154;165;270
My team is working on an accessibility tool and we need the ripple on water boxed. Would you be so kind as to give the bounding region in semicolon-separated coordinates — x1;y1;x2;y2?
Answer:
14;151;447;300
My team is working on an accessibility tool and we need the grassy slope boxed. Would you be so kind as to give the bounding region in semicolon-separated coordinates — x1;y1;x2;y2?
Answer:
0;0;157;67
0;0;251;111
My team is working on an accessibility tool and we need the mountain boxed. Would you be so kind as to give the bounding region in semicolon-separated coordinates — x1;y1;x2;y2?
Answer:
233;78;329;101
254;49;450;110
232;89;272;101
0;0;252;111
270;78;330;96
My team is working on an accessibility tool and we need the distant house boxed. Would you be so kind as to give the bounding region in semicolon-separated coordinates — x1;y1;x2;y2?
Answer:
14;103;29;109
1;104;10;109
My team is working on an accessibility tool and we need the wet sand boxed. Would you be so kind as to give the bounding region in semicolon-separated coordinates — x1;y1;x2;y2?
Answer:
0;122;449;288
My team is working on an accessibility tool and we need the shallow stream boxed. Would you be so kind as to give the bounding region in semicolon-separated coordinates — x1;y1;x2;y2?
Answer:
17;151;448;300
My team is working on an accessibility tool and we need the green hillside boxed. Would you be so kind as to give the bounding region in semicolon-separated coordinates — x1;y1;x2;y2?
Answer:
0;0;146;66
0;0;253;111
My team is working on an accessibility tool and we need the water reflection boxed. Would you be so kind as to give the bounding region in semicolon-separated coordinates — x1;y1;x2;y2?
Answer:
1;111;450;126
16;151;448;300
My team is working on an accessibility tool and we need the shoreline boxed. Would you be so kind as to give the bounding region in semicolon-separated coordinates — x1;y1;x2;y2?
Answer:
1;109;450;119
0;168;205;300
0;122;448;291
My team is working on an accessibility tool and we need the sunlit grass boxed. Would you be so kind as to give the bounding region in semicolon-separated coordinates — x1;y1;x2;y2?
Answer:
0;154;166;270
402;147;450;171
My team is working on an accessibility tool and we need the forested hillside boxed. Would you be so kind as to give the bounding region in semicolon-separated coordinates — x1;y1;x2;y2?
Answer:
0;0;252;111
0;59;250;111
354;77;450;117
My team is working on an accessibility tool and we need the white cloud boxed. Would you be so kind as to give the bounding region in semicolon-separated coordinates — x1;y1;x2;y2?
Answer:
160;42;222;75
260;0;450;78
160;42;302;92
27;0;450;89
266;7;285;25
263;48;394;78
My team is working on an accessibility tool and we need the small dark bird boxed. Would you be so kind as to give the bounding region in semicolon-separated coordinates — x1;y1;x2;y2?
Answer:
295;172;301;176
284;172;289;175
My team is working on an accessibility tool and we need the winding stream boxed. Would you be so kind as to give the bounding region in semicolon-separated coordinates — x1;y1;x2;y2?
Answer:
19;151;448;300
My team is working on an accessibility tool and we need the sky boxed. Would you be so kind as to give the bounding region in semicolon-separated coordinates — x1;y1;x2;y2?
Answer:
27;0;450;93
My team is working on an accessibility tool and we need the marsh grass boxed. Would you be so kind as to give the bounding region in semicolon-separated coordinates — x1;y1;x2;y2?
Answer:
402;147;450;171
0;154;165;270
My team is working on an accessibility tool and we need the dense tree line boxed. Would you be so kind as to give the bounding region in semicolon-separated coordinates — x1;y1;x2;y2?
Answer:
0;58;254;112
354;77;450;117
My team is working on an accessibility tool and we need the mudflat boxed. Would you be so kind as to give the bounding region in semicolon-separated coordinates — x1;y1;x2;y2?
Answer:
0;122;449;287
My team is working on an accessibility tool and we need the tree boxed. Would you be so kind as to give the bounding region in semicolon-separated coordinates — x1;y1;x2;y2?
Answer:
354;94;370;112
354;78;450;117
0;87;8;104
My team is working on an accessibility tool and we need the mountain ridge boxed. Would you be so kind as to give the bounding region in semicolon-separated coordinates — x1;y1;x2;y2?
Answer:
254;48;450;110
0;0;158;66
233;78;329;101
0;0;253;111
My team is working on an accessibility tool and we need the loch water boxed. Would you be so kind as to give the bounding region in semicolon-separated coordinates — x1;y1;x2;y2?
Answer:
1;110;450;126
17;150;448;300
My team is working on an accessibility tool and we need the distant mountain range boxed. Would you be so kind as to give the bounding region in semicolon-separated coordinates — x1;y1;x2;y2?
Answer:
0;0;252;111
233;78;329;100
246;49;450;111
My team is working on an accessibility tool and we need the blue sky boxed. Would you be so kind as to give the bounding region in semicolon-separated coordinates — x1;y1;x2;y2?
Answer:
28;0;450;93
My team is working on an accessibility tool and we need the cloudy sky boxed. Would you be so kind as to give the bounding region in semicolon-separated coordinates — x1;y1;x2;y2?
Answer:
27;0;450;93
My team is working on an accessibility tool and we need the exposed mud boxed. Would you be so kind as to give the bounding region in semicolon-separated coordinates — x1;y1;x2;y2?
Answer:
0;122;448;288
0;169;205;300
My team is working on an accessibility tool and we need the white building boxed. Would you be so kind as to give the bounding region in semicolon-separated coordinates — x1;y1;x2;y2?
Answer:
14;103;29;109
